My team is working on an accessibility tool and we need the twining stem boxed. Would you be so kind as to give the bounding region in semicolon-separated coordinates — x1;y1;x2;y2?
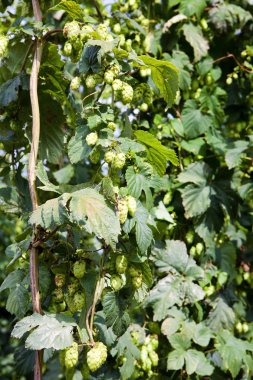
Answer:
29;1;43;380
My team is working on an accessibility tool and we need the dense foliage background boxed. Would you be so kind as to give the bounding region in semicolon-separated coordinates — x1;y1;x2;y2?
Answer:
0;0;253;379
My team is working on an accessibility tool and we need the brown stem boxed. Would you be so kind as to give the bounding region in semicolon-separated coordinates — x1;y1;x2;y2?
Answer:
42;28;63;40
29;1;43;380
212;53;253;73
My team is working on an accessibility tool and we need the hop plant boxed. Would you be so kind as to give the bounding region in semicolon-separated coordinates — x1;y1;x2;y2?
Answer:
113;152;126;169
67;277;79;296
112;79;123;91
55;273;66;288
86;132;98;146
85;75;97;88
73;291;85;310
73;260;86;279
107;121;116;130
70;76;81;91
0;34;8;58
81;24;94;41
87;342;108;372
132;275;143;289
110;274;123;291
63;41;72;57
104;70;115;84
63;21;80;40
121;83;134;104
127;195;137;217
118;198;128;224
64;342;79;369
96;24;109;39
104;150;115;163
116;254;128;274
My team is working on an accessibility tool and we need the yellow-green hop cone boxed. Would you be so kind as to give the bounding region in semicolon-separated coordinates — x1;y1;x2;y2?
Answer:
73;260;86;279
87;342;107;372
121;83;133;104
55;273;66;288
113;152;126;169
148;350;158;366
86;132;98;146
0;34;8;58
70;76;81;91
127;195;137;217
63;41;72;56
104;70;115;84
132;274;143;289
116;255;128;274
73;291;85;310
110;274;123;291
104;150;115;163
118;198;128;224
85;75;97;88
64;342;79;369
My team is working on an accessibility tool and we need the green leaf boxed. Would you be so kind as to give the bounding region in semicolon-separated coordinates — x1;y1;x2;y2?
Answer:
102;292;130;335
49;0;84;19
111;330;140;380
169;333;191;350
179;0;207;18
125;165;153;206
53;164;74;185
132;202;153;253
138;55;179;107
225;140;249;169
6;285;29;317
185;349;214;376
207;297;235;331
39;96;65;164
29;194;69;229
193;323;213;347
135;130;178;175
167;349;185;371
209;3;252;31
181;100;212;139
0;269;25;292
68;125;91;164
12;313;76;350
69;188;120;249
178;162;211;186
180;184;211;218
0;76;21;107
161;317;180;338
36;161;61;194
182;24;209;61
153;201;174;223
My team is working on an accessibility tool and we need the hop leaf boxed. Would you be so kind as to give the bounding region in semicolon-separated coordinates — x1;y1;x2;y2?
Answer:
87;342;108;372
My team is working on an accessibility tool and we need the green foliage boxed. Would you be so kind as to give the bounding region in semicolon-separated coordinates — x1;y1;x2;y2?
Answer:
0;0;253;379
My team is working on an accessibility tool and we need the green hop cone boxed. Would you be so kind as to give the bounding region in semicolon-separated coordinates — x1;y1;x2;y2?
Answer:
113;152;126;169
86;132;98;146
63;41;72;57
104;150;115;163
55;273;66;288
148;350;158;366
127;195;137;217
96;24;109;40
73;260;86;279
63;21;80;40
0;34;8;58
81;24;94;41
128;266;142;278
116;255;128;274
111;64;120;76
87;342;107;372
113;23;121;34
73;291;85;310
68;277;79;296
104;70;115;84
64;342;79;369
139;103;148;112
118;198;128;224
108;121;116;130
121;83;134;104
85;75;96;88
185;230;194;244
53;288;64;302
110;274;123;291
70;76;81;91
132;274;143;289
112;79;123;91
